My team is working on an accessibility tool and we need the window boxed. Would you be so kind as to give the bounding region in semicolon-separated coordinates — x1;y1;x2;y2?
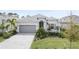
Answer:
47;24;54;30
56;26;59;30
39;21;44;28
50;24;54;29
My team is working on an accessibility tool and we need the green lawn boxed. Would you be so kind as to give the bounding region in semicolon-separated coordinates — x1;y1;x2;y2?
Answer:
0;36;5;42
31;37;79;49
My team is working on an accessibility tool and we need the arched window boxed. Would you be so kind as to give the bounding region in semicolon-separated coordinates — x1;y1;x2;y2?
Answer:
39;21;44;28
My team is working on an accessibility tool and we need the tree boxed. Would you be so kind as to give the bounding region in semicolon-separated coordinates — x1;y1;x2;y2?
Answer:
7;19;17;30
65;17;79;48
8;13;13;15
5;24;10;32
0;19;5;34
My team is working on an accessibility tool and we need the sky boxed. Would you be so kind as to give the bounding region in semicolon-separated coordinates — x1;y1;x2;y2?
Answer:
0;10;79;19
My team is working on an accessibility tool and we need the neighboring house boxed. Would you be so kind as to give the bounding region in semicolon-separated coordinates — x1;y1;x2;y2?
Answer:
17;14;60;33
60;15;79;29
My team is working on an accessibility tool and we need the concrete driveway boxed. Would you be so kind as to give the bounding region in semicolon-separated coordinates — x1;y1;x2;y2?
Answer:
0;33;35;49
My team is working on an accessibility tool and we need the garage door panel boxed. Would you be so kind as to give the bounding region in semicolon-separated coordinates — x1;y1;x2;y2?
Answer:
19;25;36;33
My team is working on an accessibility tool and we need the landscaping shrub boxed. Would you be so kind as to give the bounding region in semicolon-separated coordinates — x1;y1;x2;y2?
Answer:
35;28;47;40
48;32;59;36
12;29;17;35
60;28;66;32
0;32;3;36
47;27;66;37
58;31;66;38
3;32;10;39
58;28;67;38
3;29;17;39
9;29;17;36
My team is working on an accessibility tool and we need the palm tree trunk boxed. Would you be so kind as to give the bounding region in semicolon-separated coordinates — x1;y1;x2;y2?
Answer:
2;19;4;34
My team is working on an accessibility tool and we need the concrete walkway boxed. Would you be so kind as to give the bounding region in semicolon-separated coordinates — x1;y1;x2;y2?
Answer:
0;33;35;49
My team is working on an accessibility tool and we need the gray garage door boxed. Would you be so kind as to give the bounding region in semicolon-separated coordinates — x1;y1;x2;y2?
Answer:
19;25;36;33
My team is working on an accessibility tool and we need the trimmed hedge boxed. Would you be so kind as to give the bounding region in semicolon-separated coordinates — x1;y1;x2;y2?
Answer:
48;32;59;36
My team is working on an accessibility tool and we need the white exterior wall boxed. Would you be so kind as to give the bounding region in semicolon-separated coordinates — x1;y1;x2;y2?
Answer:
17;14;60;33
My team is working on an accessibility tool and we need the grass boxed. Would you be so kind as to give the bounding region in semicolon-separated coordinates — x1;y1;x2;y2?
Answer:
31;37;79;49
0;36;5;42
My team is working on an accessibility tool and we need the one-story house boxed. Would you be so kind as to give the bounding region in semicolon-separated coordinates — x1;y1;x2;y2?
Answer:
0;13;61;33
16;14;60;33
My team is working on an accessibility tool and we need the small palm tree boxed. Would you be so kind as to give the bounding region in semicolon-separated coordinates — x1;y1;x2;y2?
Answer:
5;24;10;32
7;19;17;30
0;20;5;33
12;19;17;30
0;24;4;33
